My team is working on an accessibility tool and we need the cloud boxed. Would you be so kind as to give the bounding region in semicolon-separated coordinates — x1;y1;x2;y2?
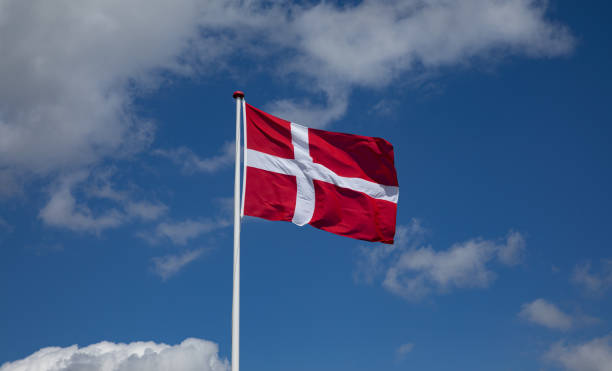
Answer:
546;335;612;371
265;91;349;128
126;201;169;221
147;218;231;246
151;248;206;280
39;172;125;233
0;338;228;371
396;343;414;361
0;0;574;183
0;0;207;180
39;170;167;233
0;217;13;232
356;221;525;300
259;0;574;124
354;219;426;285
519;299;573;331
0;0;575;227
154;142;235;174
497;230;526;265
572;260;612;295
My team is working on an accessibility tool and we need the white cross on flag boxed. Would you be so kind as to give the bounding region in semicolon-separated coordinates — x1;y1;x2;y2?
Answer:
243;103;399;243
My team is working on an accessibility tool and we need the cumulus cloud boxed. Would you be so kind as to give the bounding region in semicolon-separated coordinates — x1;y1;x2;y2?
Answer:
546;335;612;371
572;260;612;295
154;142;235;174
0;338;228;371
355;220;525;300
0;0;574;178
0;0;575;226
519;299;573;331
260;0;575;124
0;0;207;179
151;248;207;280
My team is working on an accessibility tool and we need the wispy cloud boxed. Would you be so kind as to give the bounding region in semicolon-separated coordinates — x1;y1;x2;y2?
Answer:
143;218;230;246
39;172;125;233
151;248;207;281
546;334;612;371
572;260;612;295
0;338;228;371
154;142;235;174
125;201;168;221
39;170;167;234
355;220;526;300
519;299;573;331
396;343;414;361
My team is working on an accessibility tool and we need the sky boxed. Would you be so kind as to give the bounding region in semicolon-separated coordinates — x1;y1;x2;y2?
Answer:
1;0;611;370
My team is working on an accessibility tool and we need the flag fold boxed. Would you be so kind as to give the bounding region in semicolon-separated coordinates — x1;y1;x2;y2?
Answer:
243;103;399;243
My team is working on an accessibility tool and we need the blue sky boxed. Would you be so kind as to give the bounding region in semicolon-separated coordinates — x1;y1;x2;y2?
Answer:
1;1;611;370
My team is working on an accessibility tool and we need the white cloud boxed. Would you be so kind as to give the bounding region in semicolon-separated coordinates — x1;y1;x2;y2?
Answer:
0;0;207;178
546;335;612;371
265;91;349;129
0;338;228;371
354;219;426;284
572;260;612;295
0;0;575;225
0;0;574;182
126;201;168;221
154;142;235;174
39;172;125;233
151;218;231;246
497;230;526;265
356;222;525;300
396;343;414;361
261;0;575;124
0;217;12;232
39;170;167;233
519;299;573;331
151;248;206;280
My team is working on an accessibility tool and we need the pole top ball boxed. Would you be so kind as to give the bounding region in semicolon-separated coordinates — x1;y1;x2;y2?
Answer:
233;91;245;99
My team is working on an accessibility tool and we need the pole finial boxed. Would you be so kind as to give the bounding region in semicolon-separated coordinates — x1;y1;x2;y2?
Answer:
233;91;245;99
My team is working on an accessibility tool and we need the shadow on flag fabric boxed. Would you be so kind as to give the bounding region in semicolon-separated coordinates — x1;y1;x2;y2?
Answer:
243;103;399;243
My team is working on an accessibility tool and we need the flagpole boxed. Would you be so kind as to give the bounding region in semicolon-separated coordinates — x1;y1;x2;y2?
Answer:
232;90;244;371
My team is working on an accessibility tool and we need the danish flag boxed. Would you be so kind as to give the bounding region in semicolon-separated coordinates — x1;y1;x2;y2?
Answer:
242;103;399;243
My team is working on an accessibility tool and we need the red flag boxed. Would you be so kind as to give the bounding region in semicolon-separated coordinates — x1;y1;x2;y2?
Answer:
243;103;399;243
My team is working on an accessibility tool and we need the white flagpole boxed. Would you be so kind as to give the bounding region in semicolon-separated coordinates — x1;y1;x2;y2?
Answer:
231;90;244;371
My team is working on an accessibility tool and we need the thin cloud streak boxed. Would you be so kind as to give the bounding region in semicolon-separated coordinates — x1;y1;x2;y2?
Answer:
146;218;231;246
151;248;207;281
154;142;235;174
